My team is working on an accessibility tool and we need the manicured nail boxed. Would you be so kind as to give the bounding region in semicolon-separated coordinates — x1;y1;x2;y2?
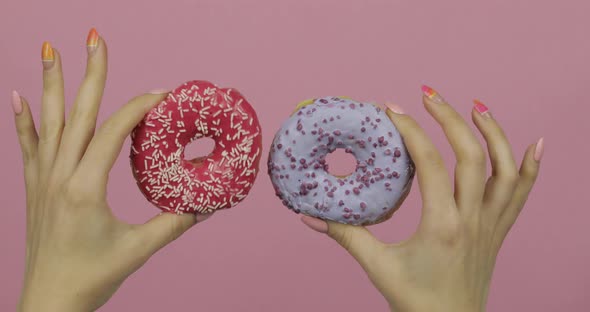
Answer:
385;102;404;114
195;213;213;223
11;90;23;115
301;215;328;234
421;84;445;103
41;41;54;69
534;137;544;162
86;28;99;54
148;89;170;94
473;99;490;116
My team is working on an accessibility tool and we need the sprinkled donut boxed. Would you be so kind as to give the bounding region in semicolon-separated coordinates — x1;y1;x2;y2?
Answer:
268;97;414;225
130;80;262;214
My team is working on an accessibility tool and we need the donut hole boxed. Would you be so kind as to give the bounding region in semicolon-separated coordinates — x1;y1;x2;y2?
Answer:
325;148;357;178
184;137;216;167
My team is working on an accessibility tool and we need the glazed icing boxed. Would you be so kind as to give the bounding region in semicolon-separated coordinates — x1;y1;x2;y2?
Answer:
268;97;414;225
130;80;262;214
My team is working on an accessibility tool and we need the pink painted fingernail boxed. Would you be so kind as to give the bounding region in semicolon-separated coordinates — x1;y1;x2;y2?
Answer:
195;213;213;223
148;89;170;94
473;99;490;115
301;215;328;234
421;84;445;103
11;90;23;115
385;102;404;114
534;137;544;162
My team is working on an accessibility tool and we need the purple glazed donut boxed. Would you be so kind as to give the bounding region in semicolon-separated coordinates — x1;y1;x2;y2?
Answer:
268;97;415;226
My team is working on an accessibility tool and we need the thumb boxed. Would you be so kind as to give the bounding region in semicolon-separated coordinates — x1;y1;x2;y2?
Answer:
137;212;213;254
301;215;383;269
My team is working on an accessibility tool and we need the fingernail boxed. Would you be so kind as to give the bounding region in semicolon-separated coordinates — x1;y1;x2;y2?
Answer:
195;213;213;223
41;41;54;69
148;89;170;94
534;137;544;162
421;84;445;103
11;90;22;115
385;102;404;114
473;99;490;116
301;215;328;234
86;28;99;54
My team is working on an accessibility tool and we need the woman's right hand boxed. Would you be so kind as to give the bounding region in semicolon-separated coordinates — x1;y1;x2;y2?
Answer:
15;29;211;312
301;86;543;311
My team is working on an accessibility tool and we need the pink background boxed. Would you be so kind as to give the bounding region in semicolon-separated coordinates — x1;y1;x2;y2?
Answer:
1;0;589;311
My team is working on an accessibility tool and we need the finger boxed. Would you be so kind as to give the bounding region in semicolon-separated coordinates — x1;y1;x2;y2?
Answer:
497;138;543;234
421;85;486;210
13;92;39;244
135;212;211;254
471;100;519;208
301;216;384;271
13;91;39;171
39;42;65;181
56;29;107;176
76;92;168;184
383;102;454;219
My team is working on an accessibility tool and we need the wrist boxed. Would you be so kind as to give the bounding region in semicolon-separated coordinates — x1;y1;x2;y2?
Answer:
391;307;483;312
19;286;90;312
388;300;484;312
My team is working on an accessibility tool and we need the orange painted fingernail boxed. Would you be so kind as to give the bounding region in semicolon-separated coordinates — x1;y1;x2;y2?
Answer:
41;41;54;69
421;84;445;103
86;28;99;53
473;99;490;116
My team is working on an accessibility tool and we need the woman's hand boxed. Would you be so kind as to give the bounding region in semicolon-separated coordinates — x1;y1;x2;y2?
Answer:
14;29;211;312
301;86;543;312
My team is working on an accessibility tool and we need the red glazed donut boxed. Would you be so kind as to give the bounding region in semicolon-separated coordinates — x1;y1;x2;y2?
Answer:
130;80;262;214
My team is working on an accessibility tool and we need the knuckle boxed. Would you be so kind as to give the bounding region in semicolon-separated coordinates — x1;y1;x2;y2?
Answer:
521;166;539;184
43;78;59;91
71;109;98;129
24;168;37;186
16;135;37;165
421;148;445;168
39;122;63;142
98;119;120;138
21;150;36;166
438;221;462;247
433;206;463;246
16;120;33;137
460;145;486;167
445;113;465;126
500;171;520;187
331;228;355;252
82;74;106;91
62;181;95;206
166;218;186;243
